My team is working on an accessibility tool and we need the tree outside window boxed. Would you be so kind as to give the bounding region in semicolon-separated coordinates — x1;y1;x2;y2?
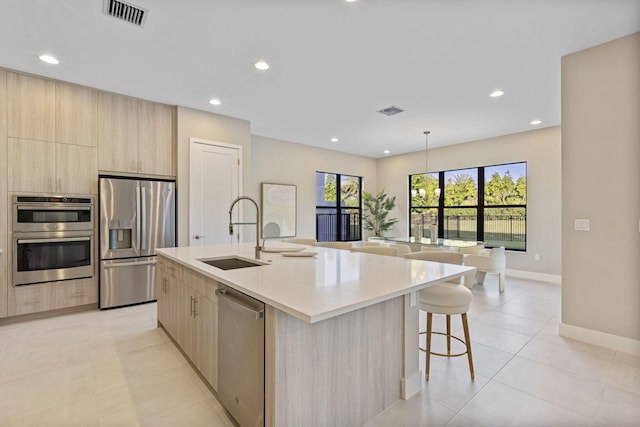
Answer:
409;162;526;250
316;172;362;242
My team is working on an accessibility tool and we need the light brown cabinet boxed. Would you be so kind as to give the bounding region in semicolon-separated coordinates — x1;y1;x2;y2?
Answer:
98;92;138;173
7;72;55;141
56;83;98;147
138;101;174;176
8;138;97;195
56;143;98;194
158;257;218;389
0;70;7;318
98;93;174;176
8;138;55;192
8;277;98;316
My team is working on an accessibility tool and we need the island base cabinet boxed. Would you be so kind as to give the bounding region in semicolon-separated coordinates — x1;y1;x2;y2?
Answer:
157;256;218;390
265;297;404;427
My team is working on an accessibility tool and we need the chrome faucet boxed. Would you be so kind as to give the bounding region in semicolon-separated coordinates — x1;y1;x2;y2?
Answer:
228;196;262;260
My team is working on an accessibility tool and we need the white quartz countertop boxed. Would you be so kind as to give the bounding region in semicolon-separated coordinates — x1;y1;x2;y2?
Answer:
157;242;475;324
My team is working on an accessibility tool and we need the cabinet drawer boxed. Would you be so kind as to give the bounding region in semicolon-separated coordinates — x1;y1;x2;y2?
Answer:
11;278;98;316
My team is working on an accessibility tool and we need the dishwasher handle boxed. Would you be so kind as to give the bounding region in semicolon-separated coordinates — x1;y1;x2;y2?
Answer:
216;289;264;320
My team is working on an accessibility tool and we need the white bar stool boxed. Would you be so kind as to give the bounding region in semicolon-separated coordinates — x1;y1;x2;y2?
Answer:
419;283;474;380
405;251;475;380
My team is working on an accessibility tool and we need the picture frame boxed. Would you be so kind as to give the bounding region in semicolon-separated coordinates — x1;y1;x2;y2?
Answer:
261;183;297;238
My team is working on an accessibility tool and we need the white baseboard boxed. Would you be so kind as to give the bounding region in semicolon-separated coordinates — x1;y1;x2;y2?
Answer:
506;269;561;284
559;323;640;356
401;370;422;400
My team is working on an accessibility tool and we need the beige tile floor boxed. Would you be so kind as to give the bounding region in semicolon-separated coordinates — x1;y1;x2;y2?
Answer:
0;276;638;426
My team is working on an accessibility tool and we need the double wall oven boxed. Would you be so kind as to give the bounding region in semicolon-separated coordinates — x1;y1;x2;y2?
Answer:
12;195;95;286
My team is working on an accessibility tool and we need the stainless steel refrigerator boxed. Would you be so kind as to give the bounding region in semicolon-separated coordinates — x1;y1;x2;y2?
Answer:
99;177;176;309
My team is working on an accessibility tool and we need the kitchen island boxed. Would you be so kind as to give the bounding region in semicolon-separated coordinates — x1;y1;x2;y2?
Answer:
156;242;474;427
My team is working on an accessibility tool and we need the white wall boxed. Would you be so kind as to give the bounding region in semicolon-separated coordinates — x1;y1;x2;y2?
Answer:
176;106;251;246
376;127;562;275
251;135;377;239
561;32;640;348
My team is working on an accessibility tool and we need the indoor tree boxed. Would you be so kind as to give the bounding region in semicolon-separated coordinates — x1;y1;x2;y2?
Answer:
362;189;398;238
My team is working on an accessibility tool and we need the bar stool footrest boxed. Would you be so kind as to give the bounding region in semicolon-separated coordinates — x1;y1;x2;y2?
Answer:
419;331;469;357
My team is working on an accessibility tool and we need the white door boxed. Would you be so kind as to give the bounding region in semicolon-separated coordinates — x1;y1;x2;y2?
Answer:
190;139;241;246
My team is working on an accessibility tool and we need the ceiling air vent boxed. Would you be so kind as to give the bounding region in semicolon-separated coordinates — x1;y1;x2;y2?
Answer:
377;105;405;116
103;0;148;27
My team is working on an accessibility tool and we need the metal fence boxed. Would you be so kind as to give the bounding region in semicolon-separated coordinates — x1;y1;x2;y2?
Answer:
316;211;525;248
410;212;526;249
316;212;361;242
443;215;526;249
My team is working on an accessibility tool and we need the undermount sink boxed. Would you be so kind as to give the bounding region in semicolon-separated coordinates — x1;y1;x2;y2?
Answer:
199;256;266;270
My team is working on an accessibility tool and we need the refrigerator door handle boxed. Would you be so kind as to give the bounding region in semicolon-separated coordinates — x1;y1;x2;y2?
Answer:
140;185;147;251
103;259;157;268
136;184;141;251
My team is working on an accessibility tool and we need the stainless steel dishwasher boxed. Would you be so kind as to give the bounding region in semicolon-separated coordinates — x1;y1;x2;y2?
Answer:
216;286;265;427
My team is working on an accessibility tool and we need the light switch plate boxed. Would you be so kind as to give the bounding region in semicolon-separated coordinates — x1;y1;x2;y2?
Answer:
574;219;590;231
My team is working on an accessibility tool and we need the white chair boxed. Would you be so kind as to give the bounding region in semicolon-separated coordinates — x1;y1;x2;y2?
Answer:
389;244;411;257
316;241;353;250
458;244;485;255
420;246;446;252
352;241;382;247
282;238;317;245
350;246;398;257
404;250;475;381
463;246;506;292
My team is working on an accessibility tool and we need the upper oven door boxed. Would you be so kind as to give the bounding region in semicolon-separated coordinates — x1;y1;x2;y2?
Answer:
14;202;94;232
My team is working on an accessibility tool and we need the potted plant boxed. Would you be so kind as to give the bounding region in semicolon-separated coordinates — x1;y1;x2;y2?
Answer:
362;189;398;238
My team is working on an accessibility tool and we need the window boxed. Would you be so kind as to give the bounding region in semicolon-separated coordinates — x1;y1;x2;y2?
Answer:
409;162;526;250
316;172;362;242
409;172;439;240
483;163;527;250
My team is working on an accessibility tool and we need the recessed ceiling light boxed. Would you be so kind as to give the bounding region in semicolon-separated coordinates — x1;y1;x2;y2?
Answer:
530;119;542;125
330;137;339;143
209;98;221;106
254;61;270;71
489;90;504;98
38;54;59;65
345;0;358;2
383;150;390;154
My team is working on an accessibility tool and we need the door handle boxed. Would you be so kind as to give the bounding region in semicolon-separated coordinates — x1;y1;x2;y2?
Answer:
194;235;206;240
140;185;147;251
136;184;141;250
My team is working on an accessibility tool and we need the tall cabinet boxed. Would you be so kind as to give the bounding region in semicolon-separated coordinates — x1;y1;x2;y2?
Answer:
0;70;8;318
0;68;176;318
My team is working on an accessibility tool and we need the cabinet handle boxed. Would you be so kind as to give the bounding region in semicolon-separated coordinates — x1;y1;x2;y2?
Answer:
193;297;198;318
138;160;142;172
190;296;195;317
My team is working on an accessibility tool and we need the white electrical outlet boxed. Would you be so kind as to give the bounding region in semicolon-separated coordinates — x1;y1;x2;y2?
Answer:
574;219;590;231
535;254;540;261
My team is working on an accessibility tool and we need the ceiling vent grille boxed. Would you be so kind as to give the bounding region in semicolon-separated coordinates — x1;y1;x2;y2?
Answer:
103;0;148;27
377;105;405;116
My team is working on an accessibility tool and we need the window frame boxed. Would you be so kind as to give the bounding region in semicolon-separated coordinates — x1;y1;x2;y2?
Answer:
409;161;527;251
316;171;363;242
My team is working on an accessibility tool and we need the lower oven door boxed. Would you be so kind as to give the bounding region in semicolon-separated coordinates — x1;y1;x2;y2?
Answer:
13;233;94;285
99;256;157;309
